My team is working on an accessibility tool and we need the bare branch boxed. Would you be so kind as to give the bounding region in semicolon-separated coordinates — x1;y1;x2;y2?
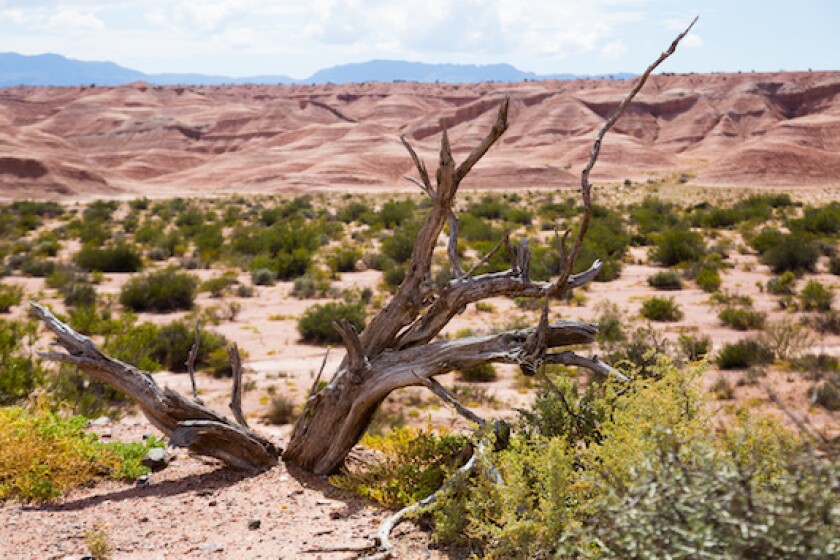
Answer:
447;211;464;278
455;98;509;182
186;321;203;403
400;135;432;195
403;175;434;199
411;372;486;426
228;344;248;428
333;320;369;383
462;231;509;280
553;17;698;298
544;351;629;382
514;237;531;279
308;346;331;400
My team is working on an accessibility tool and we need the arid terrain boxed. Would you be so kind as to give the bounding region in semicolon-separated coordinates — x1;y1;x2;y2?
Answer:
1;71;840;201
1;73;839;560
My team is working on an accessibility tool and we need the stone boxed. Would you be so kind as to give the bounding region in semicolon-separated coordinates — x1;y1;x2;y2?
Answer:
248;518;261;530
136;474;151;487
141;447;170;472
89;416;111;426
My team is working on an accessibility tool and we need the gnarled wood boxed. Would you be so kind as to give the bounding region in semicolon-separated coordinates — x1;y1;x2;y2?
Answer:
30;302;280;471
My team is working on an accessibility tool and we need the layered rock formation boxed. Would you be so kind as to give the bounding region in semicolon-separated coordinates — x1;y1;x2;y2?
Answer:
1;71;838;199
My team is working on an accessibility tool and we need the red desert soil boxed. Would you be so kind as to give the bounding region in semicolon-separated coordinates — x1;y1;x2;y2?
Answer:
1;71;839;200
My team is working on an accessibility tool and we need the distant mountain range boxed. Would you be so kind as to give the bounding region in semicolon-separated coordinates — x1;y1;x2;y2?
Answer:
0;52;634;87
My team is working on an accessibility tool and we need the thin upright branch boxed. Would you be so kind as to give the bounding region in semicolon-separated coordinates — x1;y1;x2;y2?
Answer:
186;321;203;404
308;346;331;400
400;135;433;195
447;211;464;278
228;344;248;428
333;320;369;383
552;16;698;297
462;231;509;280
455;98;509;182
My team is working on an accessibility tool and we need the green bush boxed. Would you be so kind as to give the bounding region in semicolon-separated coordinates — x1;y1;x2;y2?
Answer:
678;334;712;362
62;281;96;308
717;339;774;369
647;270;683;290
251;267;276;286
457;363;498;383
328;245;362;273
694;266;722;292
800;279;833;312
719;307;766;331
291;271;331;298
298;302;365;344
150;320;227;373
119;268;197;312
640;296;683;322
76;243;143;273
767;271;796;295
264;394;298;425
0;319;44;404
0;283;23;313
760;233;820;274
651;227;705;266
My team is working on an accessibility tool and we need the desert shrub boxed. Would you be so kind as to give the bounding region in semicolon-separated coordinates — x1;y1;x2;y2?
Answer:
0;319;44;404
717;339;774;369
298;302;365;344
199;275;234;298
62;281;96;308
457;363;497;383
251;267;276;286
800;279;833;311
76;243;143;273
759;318;815;361
382;264;406;292
811;381;840;411
0;283;23;312
719;306;766;331
150;320;227;373
337;200;375;224
0;406;163;502
640;296;683;322
650;227;705;266
767;271;797;295
291;270;331;298
264;394;298;425
381;222;422;263
377;199;416;229
694;266;722;292
20;257;56;277
829;255;840;276
120;268;197;312
710;376;735;399
630;196;681;238
330;427;468;508
328;245;362;273
789;202;840;235
678;334;712;362
760;233;820;274
147;246;168;261
647;270;683;290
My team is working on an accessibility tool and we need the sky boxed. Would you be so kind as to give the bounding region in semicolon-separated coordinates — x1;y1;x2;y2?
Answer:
0;0;837;78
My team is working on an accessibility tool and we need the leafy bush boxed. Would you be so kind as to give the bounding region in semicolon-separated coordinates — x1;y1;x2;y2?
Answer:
0;319;44;404
298;302;365;344
759;318;815;361
120;268;197;312
830;255;840;276
330;427;468;508
251;267;276;286
150;320;228;373
291;270;331;298
328;245;362;273
76;243;143;273
640;296;683;322
678;334;712;362
647;270;683;290
0;283;23;312
719;306;766;331
760;233;820;274
694;266;722;292
767;271;796;295
800;279;833;311
0;406;163;502
717;339;774;369
651;227;705;266
456;363;498;383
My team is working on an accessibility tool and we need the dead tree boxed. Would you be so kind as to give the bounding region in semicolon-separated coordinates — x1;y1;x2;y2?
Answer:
285;19;697;474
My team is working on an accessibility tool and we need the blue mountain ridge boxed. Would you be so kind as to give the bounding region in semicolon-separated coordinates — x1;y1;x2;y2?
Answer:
0;52;634;87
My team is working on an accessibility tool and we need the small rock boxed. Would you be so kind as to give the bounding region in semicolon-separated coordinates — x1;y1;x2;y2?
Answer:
329;510;342;520
200;543;224;553
89;416;111;426
136;474;151;487
248;518;261;530
141;447;170;472
142;433;153;440
208;500;217;507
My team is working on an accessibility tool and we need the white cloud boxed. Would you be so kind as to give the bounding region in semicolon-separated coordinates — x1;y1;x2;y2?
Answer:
47;9;104;31
682;34;703;48
601;39;627;58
